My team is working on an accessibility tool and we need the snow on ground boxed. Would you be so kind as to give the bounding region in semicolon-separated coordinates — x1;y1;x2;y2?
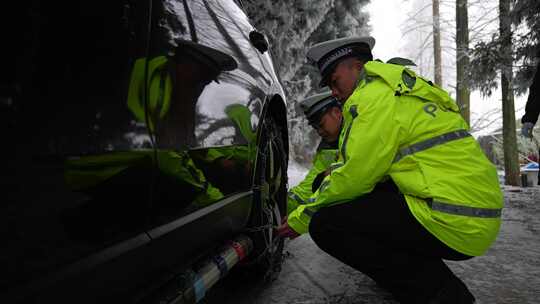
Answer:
288;160;309;189
447;185;540;303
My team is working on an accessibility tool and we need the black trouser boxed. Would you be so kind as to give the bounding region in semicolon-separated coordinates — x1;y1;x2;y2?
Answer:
309;181;474;304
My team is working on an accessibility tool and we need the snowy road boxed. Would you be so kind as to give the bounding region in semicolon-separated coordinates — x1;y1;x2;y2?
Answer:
203;184;540;304
451;186;540;303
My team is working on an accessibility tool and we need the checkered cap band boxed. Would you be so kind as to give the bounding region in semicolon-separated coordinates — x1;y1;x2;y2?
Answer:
305;96;338;120
318;47;353;73
316;43;372;87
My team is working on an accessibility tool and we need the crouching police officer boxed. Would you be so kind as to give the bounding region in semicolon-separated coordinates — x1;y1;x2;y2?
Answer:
287;92;341;215
278;37;503;304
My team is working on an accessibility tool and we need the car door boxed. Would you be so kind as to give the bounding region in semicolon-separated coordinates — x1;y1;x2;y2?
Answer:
144;0;280;220
127;0;282;284
1;1;161;302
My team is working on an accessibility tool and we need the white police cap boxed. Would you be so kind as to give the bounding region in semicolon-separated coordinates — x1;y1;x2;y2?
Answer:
306;36;375;87
299;91;338;121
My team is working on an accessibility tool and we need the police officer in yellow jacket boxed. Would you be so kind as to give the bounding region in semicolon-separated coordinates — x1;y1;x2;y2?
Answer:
288;92;340;215
278;37;503;304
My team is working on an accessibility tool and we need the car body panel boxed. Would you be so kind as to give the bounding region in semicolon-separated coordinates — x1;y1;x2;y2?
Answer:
1;0;287;302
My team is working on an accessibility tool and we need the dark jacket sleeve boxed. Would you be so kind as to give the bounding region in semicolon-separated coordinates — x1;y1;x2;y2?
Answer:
522;63;540;124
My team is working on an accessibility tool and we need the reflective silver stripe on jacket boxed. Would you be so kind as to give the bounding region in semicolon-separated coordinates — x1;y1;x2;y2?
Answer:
329;162;344;171
303;208;316;217
427;199;502;218
319;180;330;193
341;106;359;162
289;192;305;204
393;129;471;163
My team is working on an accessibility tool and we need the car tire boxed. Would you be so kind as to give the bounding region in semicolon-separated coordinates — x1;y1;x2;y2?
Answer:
243;114;288;282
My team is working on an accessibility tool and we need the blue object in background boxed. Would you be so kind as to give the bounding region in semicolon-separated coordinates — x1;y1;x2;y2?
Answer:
522;162;539;171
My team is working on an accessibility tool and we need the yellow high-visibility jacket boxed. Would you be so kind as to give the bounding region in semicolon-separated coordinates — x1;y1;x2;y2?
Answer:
287;148;338;215
288;61;503;256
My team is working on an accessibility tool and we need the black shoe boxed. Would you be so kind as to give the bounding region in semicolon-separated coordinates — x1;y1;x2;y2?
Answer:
428;277;476;304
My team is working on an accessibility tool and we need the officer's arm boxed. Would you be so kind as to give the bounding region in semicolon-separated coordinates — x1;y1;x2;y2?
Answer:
287;89;401;234
287;149;337;215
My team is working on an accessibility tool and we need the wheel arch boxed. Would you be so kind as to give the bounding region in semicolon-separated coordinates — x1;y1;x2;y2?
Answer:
263;94;289;164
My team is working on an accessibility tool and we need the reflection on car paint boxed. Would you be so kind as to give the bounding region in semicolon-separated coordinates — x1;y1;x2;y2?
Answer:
134;0;282;219
122;42;264;223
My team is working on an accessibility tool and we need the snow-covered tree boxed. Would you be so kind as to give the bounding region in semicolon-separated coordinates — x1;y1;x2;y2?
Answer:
243;0;371;164
469;0;539;96
468;0;539;185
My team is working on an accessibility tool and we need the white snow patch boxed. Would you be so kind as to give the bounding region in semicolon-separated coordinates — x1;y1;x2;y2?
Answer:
288;160;309;188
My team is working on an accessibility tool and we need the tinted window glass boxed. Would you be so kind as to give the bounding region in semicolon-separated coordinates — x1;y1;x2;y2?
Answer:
142;0;274;225
152;0;285;149
1;1;152;290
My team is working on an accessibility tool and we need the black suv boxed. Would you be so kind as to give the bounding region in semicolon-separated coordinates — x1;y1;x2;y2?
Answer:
2;0;288;302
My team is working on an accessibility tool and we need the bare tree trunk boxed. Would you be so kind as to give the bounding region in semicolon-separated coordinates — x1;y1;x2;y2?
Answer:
500;0;520;186
456;0;470;125
432;0;443;86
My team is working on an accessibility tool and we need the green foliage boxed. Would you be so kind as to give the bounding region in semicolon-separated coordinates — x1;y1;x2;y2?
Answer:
469;0;540;97
512;0;540;92
469;36;501;96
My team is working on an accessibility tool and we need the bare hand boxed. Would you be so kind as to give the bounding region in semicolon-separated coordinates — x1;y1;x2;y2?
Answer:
276;216;300;239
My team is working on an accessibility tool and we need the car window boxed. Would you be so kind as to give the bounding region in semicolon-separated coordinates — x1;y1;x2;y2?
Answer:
153;0;274;150
1;0;153;290
142;0;276;226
